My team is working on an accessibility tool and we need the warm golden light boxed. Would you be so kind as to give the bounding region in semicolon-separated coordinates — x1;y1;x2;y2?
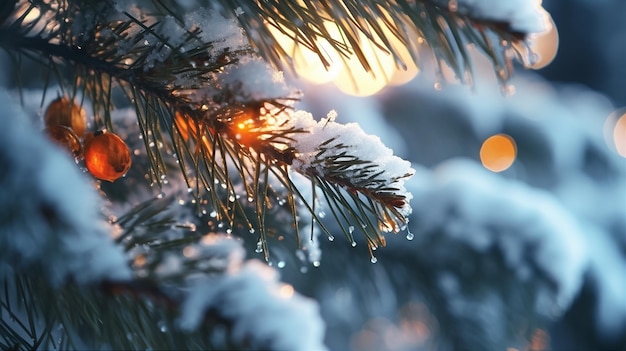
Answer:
525;11;559;70
270;17;419;96
613;113;626;157
480;134;517;172
334;36;395;97
278;284;295;298
604;108;626;157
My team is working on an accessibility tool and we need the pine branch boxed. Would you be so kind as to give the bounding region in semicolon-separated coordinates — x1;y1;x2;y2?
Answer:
212;0;545;84
1;0;417;257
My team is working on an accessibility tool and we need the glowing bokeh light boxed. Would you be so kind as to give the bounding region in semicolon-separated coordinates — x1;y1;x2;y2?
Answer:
334;35;396;97
604;108;626;157
524;11;559;70
613;113;626;157
269;18;419;96
480;134;517;172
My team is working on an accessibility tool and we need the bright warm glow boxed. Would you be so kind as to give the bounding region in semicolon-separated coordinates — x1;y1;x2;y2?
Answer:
613;113;626;157
525;11;559;69
480;134;517;172
334;35;396;96
16;4;41;24
278;284;295;298
270;18;419;96
604;108;626;157
269;23;342;84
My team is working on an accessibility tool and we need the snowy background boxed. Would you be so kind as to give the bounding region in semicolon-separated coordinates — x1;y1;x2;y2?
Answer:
286;0;626;349
1;0;625;350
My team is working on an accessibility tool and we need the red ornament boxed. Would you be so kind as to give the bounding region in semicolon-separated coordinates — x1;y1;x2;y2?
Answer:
44;97;87;137
44;125;82;158
83;130;132;182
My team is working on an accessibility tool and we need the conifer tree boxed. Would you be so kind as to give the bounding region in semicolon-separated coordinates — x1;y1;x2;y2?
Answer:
2;0;624;350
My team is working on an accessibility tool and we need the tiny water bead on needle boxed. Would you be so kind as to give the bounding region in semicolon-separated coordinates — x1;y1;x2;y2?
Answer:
83;130;132;182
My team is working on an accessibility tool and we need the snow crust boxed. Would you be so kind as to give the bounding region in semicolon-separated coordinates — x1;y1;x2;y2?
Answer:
0;90;131;285
289;110;415;216
179;235;327;351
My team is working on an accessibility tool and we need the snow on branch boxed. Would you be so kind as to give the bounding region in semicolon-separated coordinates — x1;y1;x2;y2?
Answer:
431;0;549;34
290;111;415;219
0;90;131;286
410;160;588;316
179;235;327;351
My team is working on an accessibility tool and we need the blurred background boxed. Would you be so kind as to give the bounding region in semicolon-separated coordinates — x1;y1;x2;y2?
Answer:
2;0;624;350
281;1;626;350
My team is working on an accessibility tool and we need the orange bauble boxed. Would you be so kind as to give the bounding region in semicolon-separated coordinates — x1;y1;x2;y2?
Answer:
83;130;132;182
44;125;82;158
44;97;87;137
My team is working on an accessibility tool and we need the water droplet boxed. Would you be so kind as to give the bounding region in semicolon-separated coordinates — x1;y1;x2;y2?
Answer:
434;82;442;90
313;260;321;267
406;232;414;241
277;261;286;268
226;228;232;234
157;192;165;199
318;211;326;218
209;210;217;218
300;266;308;274
247;196;254;202
328;235;335;242
228;195;236;202
255;241;263;253
351;241;357;247
348;226;355;234
370;257;378;264
249;228;255;234
217;222;224;228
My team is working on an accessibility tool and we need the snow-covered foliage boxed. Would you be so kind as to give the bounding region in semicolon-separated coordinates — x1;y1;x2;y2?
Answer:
410;160;588;316
179;235;327;351
0;90;131;286
218;57;293;102
434;0;549;33
289;110;415;217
